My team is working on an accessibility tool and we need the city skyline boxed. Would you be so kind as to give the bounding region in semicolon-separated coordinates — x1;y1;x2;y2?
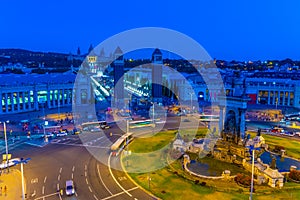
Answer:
1;1;300;61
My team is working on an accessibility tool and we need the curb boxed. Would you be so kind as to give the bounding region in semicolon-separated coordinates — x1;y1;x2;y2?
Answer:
120;151;161;200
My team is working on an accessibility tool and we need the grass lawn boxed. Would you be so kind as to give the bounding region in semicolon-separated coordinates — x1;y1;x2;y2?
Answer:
249;131;300;160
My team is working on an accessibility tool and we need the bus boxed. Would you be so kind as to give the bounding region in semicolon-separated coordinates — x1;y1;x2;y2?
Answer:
81;121;110;131
199;115;219;122
111;132;134;156
129;119;154;128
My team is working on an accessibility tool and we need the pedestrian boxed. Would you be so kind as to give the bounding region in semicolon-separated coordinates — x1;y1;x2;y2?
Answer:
4;185;7;196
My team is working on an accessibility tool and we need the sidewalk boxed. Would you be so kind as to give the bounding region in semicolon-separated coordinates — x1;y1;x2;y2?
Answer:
0;169;23;200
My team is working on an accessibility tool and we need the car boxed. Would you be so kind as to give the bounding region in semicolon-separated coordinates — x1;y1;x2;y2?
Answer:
65;180;75;196
0;158;21;169
45;132;54;138
72;128;81;135
284;131;295;137
56;131;68;137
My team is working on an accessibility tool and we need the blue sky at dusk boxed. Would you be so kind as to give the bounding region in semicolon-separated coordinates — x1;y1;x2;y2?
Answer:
1;0;300;61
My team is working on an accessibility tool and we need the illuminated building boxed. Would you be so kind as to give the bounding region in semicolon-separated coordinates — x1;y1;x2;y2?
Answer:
0;73;75;115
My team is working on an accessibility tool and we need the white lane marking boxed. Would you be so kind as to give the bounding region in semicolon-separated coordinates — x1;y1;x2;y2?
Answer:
100;187;138;200
31;190;36;197
85;165;87;171
75;191;78;197
134;198;138;200
85;171;87;177
59;167;62;173
51;142;110;148
97;164;113;195
34;192;60;200
94;194;99;200
72;166;75;172
42;186;45;195
72;173;74;179
88;186;93;192
86;178;89;185
58;174;61;181
31;178;38;184
108;154;132;197
57;183;60;191
44;176;47;183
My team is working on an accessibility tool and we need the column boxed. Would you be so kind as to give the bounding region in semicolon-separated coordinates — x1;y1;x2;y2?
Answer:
267;90;270;105
28;91;31;109
272;91;276;105
67;90;70;104
0;93;2;114
62;89;65;106
239;108;246;140
282;91;286;106
17;92;20;111
5;93;8;112
287;92;291;106
47;90;51;108
11;93;14;112
34;90;39;110
218;105;224;134
52;90;56;107
22;92;26;110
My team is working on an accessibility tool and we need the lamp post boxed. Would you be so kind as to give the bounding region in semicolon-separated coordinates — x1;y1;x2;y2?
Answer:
13;158;31;200
1;121;10;173
189;92;193;114
247;145;260;200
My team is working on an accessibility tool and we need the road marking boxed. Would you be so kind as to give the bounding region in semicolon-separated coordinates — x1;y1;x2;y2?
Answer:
42;186;45;195
94;194;99;200
34;192;60;200
58;174;61;181
97;164;113;195
57;183;60;191
72;173;74;179
85;171;87;177
134;198;138;200
31;178;38;184
88;186;93;192
118;176;127;181
31;190;36;197
86;178;89;185
72;165;75;172
108;154;132;197
100;187;138;200
44;176;47;183
59;167;62;173
85;164;87;171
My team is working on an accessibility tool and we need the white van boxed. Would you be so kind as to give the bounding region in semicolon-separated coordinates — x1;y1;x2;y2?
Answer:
65;180;75;196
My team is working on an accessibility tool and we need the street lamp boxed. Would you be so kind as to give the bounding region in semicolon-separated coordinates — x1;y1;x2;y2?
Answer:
188;92;193;113
0;120;10;173
247;145;260;200
13;157;31;200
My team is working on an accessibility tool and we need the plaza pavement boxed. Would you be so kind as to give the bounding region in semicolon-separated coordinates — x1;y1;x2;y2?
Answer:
0;169;23;200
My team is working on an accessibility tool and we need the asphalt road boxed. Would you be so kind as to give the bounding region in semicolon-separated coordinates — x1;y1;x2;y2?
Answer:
3;115;209;200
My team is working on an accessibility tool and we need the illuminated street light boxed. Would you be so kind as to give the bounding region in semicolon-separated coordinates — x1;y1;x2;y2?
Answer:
13;158;31;200
0;120;10;173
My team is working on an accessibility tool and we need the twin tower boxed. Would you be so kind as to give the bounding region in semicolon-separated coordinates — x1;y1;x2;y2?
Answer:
113;47;163;105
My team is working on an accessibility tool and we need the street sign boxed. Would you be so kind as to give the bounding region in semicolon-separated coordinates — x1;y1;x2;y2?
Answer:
2;154;11;161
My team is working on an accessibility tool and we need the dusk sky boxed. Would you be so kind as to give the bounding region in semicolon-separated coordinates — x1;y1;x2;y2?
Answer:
1;0;300;61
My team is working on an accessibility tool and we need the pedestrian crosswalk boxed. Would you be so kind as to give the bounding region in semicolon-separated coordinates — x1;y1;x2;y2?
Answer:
51;136;112;149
